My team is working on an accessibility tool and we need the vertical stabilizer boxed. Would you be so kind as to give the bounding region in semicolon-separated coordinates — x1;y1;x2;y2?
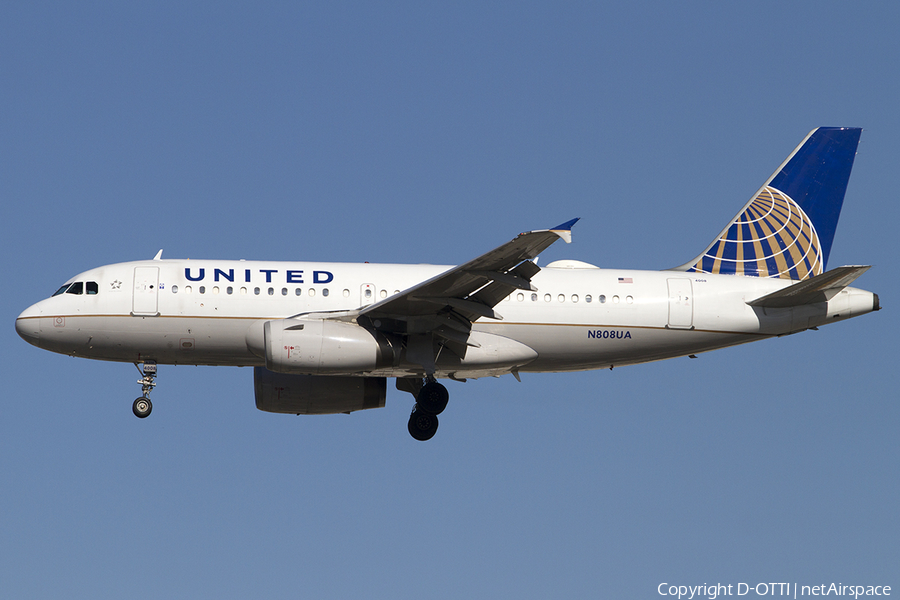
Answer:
677;127;862;280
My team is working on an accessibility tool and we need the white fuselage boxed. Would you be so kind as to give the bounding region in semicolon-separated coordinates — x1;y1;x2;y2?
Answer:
15;258;878;379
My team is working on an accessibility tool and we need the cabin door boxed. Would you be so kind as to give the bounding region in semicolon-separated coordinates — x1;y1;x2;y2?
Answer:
133;267;160;316
666;278;693;329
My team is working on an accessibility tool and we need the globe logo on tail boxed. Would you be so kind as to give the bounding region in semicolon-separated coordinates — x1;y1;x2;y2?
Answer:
687;186;823;280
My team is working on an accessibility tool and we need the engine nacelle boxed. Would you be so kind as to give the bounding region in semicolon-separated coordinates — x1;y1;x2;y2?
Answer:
262;319;385;375
253;368;386;414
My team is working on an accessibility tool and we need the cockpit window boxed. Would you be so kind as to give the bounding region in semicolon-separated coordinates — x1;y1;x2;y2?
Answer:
86;281;99;295
66;282;84;295
52;284;71;296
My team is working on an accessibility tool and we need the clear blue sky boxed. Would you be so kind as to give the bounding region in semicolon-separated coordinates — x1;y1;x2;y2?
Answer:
2;3;897;598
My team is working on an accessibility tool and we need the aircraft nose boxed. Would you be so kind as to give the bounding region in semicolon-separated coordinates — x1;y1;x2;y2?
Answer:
15;307;41;346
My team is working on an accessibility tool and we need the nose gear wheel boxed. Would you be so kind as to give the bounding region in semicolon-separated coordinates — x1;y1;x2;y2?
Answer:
133;397;152;418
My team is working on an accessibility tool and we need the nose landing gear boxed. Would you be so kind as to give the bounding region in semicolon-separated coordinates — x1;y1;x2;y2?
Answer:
133;362;157;418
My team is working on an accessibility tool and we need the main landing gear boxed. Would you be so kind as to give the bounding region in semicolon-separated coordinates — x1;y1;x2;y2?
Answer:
406;379;449;442
133;361;157;418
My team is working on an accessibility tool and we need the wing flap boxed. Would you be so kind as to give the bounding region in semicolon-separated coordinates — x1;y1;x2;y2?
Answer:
469;260;542;310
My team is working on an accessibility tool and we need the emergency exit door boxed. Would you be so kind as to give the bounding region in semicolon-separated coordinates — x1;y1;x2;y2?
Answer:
360;283;376;307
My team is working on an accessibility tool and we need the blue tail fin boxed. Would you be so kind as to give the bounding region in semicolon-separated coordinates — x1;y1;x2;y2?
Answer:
679;127;862;281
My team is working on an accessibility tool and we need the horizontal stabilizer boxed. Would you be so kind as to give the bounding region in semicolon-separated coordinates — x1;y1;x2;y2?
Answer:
747;265;871;308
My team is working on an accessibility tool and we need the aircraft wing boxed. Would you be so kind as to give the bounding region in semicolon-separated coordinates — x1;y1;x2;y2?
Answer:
357;219;578;337
747;265;871;308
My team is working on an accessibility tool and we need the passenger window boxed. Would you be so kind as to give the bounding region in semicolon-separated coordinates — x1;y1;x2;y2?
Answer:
281;288;288;296
517;293;524;302
585;295;592;303
86;281;99;295
172;285;179;294
572;294;579;303
599;295;606;304
323;288;330;297
295;288;302;296
268;287;274;296
227;286;233;295
66;282;84;295
380;290;387;299
544;294;551;302
53;284;70;296
199;286;206;294
558;294;565;303
531;293;537;302
308;288;316;297
254;287;260;295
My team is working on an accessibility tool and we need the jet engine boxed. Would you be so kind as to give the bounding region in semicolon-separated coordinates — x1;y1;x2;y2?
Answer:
253;367;386;414
254;319;392;375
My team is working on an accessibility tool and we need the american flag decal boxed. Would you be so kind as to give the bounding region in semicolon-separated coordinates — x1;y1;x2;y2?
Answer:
618;277;633;283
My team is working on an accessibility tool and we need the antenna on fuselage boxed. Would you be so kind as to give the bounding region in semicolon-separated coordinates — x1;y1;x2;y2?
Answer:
152;249;163;260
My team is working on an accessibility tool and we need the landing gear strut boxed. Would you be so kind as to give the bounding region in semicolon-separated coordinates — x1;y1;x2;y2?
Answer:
405;378;449;441
133;361;156;419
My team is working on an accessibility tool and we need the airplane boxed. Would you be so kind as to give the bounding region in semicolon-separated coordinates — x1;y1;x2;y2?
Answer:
15;127;880;441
